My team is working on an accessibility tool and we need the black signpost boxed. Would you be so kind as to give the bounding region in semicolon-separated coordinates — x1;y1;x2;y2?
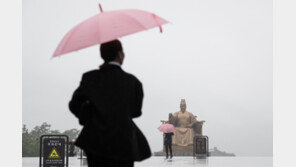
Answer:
193;136;209;158
39;135;69;167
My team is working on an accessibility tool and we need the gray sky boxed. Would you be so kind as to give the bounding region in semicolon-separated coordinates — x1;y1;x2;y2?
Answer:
23;0;272;156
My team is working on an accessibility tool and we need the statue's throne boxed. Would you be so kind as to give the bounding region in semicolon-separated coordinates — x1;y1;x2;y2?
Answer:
161;115;205;153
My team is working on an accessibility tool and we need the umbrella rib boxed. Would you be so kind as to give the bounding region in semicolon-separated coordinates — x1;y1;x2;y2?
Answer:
60;24;81;55
120;12;149;30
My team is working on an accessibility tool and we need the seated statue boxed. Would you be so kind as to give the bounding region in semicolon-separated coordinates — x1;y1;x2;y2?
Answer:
168;99;205;148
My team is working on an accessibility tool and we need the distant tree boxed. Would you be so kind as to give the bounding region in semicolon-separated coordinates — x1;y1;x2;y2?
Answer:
22;123;81;157
50;130;61;134
30;122;51;140
22;124;40;157
62;129;80;141
22;125;32;157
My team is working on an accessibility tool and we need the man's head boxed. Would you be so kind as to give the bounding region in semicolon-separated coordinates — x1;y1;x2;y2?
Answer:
180;99;187;112
100;39;124;64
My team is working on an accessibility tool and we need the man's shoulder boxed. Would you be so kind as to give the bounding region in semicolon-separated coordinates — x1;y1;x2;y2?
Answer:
123;71;142;84
82;69;100;78
82;69;142;84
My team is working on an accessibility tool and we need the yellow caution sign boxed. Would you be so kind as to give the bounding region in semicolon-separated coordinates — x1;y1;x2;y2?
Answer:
48;148;60;159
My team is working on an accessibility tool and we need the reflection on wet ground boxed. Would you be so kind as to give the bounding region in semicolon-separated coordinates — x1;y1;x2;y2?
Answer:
23;156;272;167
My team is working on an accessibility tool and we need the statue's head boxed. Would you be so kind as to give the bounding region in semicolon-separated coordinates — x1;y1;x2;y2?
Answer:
180;99;186;112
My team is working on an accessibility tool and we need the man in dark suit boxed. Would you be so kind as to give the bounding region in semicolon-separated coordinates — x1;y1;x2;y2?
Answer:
69;40;151;167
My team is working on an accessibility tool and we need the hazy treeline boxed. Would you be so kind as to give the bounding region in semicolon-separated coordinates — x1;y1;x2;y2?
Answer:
22;122;80;157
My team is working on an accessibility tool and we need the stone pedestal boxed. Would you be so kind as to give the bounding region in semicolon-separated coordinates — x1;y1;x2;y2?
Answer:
163;145;193;153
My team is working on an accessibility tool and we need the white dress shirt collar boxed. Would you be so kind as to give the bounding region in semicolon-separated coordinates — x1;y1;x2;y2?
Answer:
108;61;121;67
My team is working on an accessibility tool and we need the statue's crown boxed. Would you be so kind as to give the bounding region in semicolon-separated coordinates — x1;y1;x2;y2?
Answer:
180;99;186;105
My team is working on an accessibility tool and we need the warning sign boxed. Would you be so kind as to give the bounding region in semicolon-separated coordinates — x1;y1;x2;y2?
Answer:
43;138;65;167
49;148;60;159
194;136;208;155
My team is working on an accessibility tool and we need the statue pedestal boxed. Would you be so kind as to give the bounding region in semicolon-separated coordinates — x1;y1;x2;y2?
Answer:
163;145;193;153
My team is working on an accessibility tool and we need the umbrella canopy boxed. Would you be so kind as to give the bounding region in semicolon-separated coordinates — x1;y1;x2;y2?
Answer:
53;6;169;58
158;123;175;133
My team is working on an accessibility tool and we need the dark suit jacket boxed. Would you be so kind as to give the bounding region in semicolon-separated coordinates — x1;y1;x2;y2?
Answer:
69;65;151;161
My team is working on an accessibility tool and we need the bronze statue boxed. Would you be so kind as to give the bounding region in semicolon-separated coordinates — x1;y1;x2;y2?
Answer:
168;99;205;147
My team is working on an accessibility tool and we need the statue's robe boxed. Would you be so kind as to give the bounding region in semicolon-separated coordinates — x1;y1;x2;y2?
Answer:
171;111;197;146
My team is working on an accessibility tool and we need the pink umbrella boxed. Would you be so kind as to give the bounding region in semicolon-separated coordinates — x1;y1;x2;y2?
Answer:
53;4;169;58
158;124;175;133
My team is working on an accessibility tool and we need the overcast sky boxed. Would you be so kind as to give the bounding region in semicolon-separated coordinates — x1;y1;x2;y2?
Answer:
23;0;272;156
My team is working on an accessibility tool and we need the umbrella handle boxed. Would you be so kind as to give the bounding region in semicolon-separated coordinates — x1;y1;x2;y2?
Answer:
99;3;103;13
152;13;163;33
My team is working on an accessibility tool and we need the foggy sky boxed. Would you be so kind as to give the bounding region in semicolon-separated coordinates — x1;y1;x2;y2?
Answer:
23;0;273;156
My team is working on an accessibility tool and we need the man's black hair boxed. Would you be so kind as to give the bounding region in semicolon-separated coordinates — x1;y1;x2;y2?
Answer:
100;40;123;62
